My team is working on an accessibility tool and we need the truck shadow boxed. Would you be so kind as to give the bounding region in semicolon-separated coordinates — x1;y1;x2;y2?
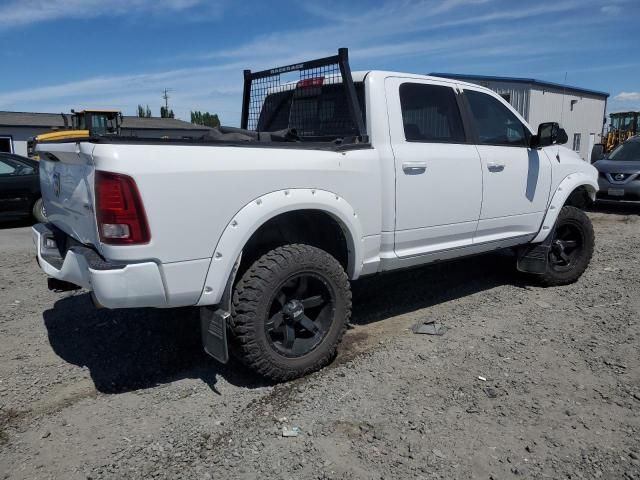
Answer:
43;252;522;394
42;295;270;395
351;251;521;326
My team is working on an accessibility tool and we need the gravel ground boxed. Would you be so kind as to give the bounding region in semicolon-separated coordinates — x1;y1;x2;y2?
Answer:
1;206;639;480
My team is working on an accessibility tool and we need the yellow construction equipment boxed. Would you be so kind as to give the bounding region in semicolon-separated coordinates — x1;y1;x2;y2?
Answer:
603;111;639;153
28;109;122;158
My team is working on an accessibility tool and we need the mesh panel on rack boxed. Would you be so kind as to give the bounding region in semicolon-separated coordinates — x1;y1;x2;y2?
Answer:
244;56;363;139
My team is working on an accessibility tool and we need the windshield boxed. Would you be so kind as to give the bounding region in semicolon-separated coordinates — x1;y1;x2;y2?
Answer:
91;113;120;135
608;140;640;161
257;82;365;138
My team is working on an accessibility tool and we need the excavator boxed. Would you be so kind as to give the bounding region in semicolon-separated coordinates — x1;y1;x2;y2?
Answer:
28;109;122;158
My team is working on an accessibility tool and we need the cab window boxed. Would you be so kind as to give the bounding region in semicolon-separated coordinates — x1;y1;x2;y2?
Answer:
92;115;108;135
399;83;466;143
465;90;528;147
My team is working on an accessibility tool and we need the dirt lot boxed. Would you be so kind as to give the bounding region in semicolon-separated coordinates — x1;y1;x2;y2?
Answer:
1;206;639;480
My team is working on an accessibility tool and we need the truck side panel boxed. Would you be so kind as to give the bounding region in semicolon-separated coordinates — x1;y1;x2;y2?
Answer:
90;143;382;266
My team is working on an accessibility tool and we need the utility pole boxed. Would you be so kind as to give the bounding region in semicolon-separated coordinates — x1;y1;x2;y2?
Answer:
161;88;172;111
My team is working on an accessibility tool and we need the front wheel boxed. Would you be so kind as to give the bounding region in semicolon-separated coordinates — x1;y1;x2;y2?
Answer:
539;206;595;286
230;244;351;381
32;198;47;223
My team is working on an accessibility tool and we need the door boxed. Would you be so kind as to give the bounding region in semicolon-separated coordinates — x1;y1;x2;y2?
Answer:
386;78;483;257
0;155;37;215
461;87;552;243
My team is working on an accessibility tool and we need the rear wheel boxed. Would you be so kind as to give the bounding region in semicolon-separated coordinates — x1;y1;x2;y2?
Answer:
539;206;594;286
32;198;47;223
230;244;351;381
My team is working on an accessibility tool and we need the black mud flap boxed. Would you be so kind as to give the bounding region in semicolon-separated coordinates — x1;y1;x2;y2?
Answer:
517;243;550;274
200;307;230;364
518;215;561;274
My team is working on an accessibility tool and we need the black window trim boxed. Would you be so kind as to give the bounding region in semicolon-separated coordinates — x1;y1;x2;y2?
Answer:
399;81;474;145
459;88;532;148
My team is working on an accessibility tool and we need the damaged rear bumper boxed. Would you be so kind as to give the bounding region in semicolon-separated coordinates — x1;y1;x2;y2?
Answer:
32;223;167;309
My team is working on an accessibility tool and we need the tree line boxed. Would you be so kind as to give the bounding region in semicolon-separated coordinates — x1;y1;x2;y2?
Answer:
137;104;220;128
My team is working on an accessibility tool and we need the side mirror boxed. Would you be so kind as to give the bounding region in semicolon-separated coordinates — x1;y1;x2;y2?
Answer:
590;143;605;163
531;122;568;148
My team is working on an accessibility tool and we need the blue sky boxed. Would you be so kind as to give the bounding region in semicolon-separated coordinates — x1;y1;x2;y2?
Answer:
0;0;638;125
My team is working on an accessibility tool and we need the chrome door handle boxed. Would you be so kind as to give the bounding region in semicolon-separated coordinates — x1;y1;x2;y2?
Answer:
402;162;427;174
487;163;505;172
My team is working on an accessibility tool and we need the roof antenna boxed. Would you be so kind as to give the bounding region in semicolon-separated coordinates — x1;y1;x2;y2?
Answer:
557;71;568;162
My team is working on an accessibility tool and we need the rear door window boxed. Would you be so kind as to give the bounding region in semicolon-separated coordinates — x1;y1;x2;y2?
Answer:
399;83;466;143
0;156;36;175
0;158;16;175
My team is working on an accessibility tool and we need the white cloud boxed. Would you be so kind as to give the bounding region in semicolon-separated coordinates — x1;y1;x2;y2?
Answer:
614;92;640;101
601;5;622;15
202;0;586;62
0;0;620;124
0;0;220;29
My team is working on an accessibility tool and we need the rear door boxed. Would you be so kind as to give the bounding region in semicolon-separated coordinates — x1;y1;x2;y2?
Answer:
38;142;99;246
460;86;552;243
385;77;483;257
0;155;37;215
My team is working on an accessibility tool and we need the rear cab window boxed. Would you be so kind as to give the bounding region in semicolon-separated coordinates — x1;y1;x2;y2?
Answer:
257;82;366;139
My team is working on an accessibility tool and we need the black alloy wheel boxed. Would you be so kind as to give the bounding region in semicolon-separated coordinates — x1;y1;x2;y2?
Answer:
265;273;335;358
549;223;585;271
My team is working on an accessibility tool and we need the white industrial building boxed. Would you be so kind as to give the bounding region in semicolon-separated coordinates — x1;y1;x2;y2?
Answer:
431;73;609;161
0;112;214;157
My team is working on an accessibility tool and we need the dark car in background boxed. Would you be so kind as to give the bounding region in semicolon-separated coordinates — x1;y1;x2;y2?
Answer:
594;136;640;202
0;153;47;223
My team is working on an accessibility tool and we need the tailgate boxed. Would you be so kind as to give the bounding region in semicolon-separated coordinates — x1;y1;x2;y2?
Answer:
38;142;100;248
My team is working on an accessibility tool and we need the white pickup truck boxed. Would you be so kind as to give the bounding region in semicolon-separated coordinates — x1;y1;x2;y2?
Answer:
33;50;598;381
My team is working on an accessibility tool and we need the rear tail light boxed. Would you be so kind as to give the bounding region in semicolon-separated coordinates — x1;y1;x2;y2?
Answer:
297;77;324;88
95;171;150;245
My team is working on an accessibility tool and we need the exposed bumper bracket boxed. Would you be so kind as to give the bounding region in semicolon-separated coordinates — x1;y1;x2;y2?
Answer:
47;277;81;292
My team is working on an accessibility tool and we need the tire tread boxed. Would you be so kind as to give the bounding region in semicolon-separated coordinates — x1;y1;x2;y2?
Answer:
230;244;351;381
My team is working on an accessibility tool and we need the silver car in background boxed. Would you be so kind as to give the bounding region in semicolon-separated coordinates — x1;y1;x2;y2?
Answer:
594;136;640;202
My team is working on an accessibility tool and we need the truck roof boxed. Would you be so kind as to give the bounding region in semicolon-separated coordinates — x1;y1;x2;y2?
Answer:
272;70;472;89
352;70;484;89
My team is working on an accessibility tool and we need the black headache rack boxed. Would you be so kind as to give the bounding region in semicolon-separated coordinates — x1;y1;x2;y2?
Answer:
241;48;368;143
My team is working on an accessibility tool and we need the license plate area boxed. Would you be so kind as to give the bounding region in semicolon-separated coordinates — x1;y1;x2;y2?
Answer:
608;188;625;197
